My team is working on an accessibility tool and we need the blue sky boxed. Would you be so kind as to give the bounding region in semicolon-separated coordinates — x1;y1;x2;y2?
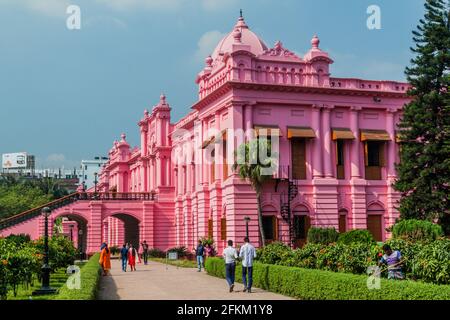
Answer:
0;0;424;169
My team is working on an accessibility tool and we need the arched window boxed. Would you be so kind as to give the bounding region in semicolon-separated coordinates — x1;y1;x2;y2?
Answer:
367;203;384;241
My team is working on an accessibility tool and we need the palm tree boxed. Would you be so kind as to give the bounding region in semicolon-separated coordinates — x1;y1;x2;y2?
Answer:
232;138;277;246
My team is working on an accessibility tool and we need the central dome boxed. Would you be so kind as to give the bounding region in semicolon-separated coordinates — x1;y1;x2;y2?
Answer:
211;16;268;61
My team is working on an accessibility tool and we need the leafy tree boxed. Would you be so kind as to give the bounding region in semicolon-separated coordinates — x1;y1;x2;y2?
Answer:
233;138;277;246
395;0;450;234
0;185;52;219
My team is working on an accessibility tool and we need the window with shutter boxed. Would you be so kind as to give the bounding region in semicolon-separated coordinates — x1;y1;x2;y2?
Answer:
365;141;383;180
208;219;213;239
222;134;228;180
336;140;345;179
291;139;306;179
220;217;226;240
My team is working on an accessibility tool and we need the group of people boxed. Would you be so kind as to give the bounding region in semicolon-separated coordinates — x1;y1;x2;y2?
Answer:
99;240;150;275
195;237;256;293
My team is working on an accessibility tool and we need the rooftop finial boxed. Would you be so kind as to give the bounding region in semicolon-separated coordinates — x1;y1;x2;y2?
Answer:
240;9;243;18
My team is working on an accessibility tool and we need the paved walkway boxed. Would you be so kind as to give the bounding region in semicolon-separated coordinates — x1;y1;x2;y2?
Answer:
97;259;293;300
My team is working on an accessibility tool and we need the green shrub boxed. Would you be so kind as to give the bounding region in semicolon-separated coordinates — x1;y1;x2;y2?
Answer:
34;236;77;271
392;219;444;241
109;246;119;256
205;257;450;300
148;248;166;258
56;253;101;300
410;238;450;285
338;229;375;245
167;246;188;258
256;242;291;265
307;227;339;244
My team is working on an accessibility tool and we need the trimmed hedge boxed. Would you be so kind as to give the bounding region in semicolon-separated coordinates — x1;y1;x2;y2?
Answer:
205;257;450;300
392;219;444;241
307;227;339;245
55;253;101;300
337;229;375;245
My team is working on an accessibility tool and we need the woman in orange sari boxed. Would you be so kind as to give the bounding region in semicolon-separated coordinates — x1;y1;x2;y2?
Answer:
99;243;111;276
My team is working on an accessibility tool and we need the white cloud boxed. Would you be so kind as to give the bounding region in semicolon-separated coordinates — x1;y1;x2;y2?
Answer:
95;0;186;12
34;153;79;169
201;0;238;12
84;16;127;29
195;30;226;61
0;0;71;17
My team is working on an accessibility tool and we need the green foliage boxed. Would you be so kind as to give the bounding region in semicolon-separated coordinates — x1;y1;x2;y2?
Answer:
34;236;77;271
392;219;444;241
0;175;71;220
232;138;277;246
257;237;450;285
167;246;188;258
4;234;31;246
307;227;339;244
148;248;166;258
206;257;450;300
109;246;120;255
394;0;450;232
410;239;450;285
256;242;291;265
337;229;375;245
0;184;52;219
56;253;101;300
0;238;42;299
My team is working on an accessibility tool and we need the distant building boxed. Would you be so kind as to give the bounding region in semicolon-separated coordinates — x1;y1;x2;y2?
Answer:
80;157;108;189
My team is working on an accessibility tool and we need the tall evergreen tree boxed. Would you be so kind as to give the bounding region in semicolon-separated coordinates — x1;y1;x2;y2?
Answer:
395;0;450;234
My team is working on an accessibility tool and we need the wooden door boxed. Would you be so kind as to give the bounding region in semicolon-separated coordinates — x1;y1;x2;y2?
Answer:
291;139;306;179
367;215;382;241
338;213;347;233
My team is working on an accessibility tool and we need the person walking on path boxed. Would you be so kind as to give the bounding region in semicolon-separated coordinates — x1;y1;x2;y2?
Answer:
99;243;111;276
239;237;256;293
195;240;205;272
128;244;141;272
223;240;238;292
141;240;149;265
120;244;128;272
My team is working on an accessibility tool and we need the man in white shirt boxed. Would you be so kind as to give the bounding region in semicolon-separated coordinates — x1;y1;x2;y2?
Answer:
238;237;256;293
223;240;238;292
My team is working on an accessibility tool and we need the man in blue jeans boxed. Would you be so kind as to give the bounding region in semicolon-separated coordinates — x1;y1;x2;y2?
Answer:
120;244;128;272
239;237;256;293
223;240;238;292
195;240;205;272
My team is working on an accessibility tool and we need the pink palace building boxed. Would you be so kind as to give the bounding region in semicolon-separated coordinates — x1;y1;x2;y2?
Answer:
0;15;411;254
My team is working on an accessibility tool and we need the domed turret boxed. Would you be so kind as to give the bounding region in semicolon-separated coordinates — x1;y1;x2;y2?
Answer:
210;14;268;62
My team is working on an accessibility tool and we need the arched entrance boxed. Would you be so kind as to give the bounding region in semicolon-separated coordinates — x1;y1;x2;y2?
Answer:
52;214;88;260
293;205;310;248
103;213;140;250
367;203;384;242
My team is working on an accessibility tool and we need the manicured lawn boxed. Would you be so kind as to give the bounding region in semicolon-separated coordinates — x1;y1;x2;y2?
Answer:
150;257;197;268
7;262;86;300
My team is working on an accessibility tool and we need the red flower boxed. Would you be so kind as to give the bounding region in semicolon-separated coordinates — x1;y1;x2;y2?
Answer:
378;253;383;257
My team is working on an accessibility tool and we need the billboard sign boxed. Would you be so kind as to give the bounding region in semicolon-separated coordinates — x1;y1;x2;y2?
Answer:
2;152;27;169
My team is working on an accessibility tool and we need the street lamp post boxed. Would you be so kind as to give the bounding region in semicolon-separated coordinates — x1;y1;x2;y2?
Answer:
94;172;98;194
32;207;57;295
244;216;251;239
78;228;84;260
